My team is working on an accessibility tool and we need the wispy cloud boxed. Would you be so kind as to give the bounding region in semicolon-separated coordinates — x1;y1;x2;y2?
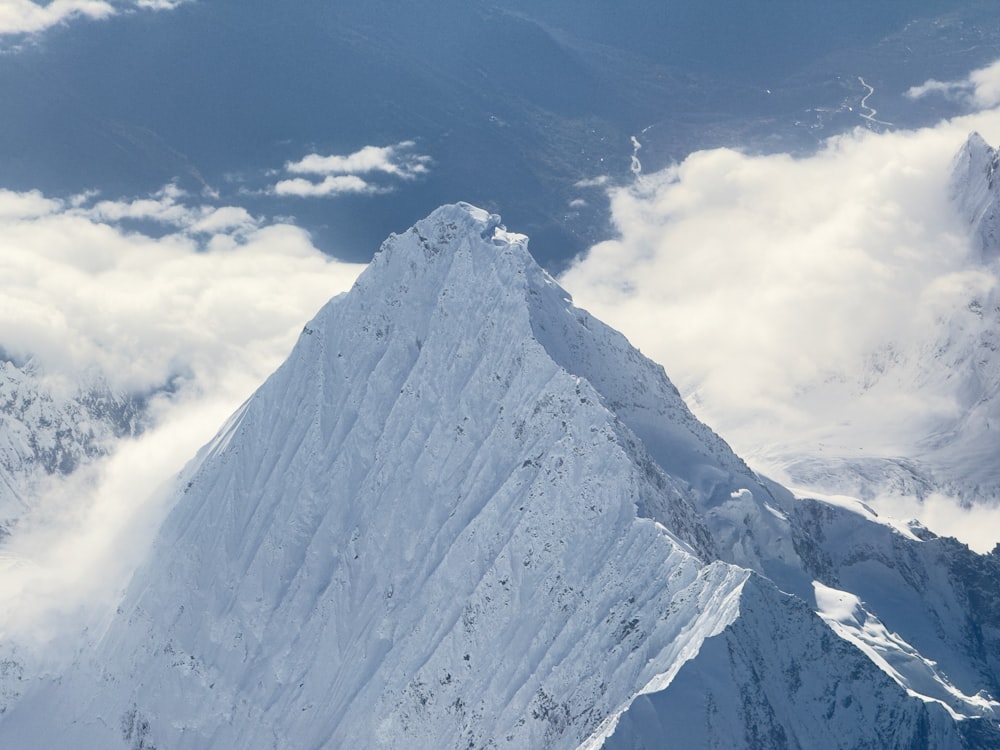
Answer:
574;175;610;188
286;141;431;179
133;0;188;8
907;59;1000;109
271;141;431;198
273;174;382;198
0;0;189;39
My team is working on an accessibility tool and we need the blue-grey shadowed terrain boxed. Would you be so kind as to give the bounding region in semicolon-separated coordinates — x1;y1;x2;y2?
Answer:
3;0;1000;267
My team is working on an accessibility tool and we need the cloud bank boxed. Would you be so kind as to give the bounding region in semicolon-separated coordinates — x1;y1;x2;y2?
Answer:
561;61;1000;552
0;184;363;649
0;0;188;39
271;141;431;198
0;185;362;394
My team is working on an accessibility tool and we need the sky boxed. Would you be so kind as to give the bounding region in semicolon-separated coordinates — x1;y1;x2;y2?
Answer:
0;0;186;38
3;2;1000;652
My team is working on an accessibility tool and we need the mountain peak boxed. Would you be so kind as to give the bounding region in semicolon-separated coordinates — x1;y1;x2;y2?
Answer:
374;202;525;266
420;201;508;241
950;131;1000;260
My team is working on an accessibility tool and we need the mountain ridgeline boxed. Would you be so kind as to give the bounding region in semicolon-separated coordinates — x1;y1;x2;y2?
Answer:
1;203;998;748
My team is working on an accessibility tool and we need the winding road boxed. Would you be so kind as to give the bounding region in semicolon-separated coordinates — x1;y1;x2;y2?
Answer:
857;76;894;127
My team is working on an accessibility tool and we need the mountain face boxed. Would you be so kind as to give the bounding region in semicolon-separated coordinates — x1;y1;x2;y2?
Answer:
952;132;1000;262
2;204;998;748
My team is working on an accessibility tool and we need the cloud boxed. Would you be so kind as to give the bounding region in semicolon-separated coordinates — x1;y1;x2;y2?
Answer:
560;88;1000;552
273;174;381;198
272;141;431;198
0;185;364;649
574;175;610;188
133;0;189;8
286;141;431;179
0;0;189;39
863;493;1000;555
0;391;242;653
0;185;363;394
907;59;1000;109
81;183;257;234
0;0;114;36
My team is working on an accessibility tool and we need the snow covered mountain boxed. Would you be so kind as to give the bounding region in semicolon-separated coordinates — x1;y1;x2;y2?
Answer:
952;132;1000;263
0;360;144;537
763;132;1000;510
1;204;998;748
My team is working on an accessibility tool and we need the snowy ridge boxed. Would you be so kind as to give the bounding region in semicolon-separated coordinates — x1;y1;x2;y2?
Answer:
605;574;973;750
951;132;1000;262
1;204;997;747
789;498;1000;720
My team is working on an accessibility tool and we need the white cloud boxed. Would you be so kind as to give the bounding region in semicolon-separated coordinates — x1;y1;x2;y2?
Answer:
0;185;364;648
133;0;189;9
865;493;1000;555
273;141;431;198
0;391;241;652
561;91;1000;551
0;186;363;395
0;0;189;38
0;187;61;218
286;141;431;179
907;59;1000;109
81;183;257;234
574;175;610;188
273;174;380;198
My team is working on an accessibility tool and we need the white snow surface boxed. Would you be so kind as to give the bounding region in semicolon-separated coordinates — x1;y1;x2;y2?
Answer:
1;203;998;748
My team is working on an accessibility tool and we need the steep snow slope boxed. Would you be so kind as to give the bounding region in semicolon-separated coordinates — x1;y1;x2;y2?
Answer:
2;204;996;748
952;132;1000;263
2;205;750;748
603;574;984;750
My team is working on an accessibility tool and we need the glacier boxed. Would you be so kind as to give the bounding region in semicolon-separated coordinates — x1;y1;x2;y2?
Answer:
1;202;998;748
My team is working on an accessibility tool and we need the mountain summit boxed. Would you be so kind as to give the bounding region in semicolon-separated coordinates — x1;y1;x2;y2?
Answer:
3;203;998;748
951;131;1000;261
